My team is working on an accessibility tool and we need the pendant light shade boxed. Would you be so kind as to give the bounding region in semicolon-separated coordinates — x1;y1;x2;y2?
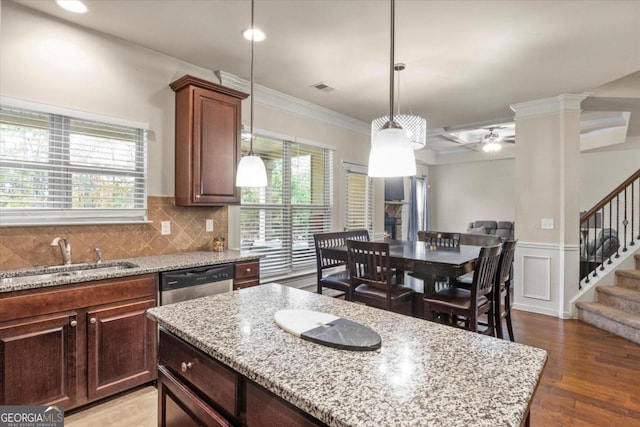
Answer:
236;153;268;186
368;0;416;178
236;0;267;188
368;127;416;177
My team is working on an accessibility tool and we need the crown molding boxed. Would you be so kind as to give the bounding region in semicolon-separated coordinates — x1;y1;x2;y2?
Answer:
215;70;370;136
510;94;588;121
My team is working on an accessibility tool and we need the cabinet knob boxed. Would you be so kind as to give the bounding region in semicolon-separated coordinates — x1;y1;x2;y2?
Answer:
181;361;194;372
245;268;252;273
70;320;77;327
90;318;97;324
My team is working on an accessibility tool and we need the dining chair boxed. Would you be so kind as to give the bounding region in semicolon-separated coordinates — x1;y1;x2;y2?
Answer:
454;240;517;340
347;240;414;316
413;231;462;289
417;231;461;248
423;244;502;334
313;230;369;300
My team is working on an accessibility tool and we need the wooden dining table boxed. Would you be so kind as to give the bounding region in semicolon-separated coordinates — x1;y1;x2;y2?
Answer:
320;239;482;318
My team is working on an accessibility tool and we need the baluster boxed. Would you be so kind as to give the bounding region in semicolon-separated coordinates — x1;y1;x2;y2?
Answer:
608;200;613;265
622;188;628;252
591;221;598;278
600;206;606;271
631;180;635;246
615;194;620;259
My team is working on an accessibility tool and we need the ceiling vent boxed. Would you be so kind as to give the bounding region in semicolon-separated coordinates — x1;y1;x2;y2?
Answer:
310;82;335;92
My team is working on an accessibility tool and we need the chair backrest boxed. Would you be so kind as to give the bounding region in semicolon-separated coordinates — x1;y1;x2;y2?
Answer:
459;233;502;247
313;230;369;280
496;240;517;286
417;231;461;247
346;240;392;293
471;244;502;300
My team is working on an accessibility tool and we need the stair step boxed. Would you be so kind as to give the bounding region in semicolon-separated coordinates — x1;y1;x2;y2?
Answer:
616;269;640;291
596;285;640;312
576;302;640;345
636;253;640;270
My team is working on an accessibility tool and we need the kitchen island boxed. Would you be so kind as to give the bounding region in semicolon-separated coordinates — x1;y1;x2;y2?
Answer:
147;283;547;427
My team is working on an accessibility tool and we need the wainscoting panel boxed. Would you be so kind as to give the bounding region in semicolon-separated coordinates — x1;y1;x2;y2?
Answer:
522;255;552;301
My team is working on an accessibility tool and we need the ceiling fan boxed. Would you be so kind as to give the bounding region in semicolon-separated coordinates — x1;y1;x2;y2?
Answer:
481;128;515;152
432;124;516;153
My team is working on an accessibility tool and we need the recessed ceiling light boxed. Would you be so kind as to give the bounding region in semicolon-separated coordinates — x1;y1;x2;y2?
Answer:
242;28;266;42
56;0;88;14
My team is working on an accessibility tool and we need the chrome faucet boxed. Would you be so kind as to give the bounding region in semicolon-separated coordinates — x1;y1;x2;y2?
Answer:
50;237;72;265
95;247;103;264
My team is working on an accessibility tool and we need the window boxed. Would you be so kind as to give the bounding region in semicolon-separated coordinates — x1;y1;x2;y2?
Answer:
344;165;373;234
240;136;332;278
0;101;147;225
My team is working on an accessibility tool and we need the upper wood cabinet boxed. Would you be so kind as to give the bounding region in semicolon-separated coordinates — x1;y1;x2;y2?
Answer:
170;75;248;206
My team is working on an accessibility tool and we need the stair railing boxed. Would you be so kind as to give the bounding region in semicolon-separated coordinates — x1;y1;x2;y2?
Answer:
579;168;640;288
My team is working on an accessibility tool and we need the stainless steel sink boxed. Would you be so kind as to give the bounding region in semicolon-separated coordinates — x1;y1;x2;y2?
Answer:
0;262;138;284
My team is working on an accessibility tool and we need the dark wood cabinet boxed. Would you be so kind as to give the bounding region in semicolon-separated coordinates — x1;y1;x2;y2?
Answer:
0;274;158;410
234;260;260;290
170;75;248;206
158;366;232;427
87;298;157;401
157;329;326;427
0;312;77;407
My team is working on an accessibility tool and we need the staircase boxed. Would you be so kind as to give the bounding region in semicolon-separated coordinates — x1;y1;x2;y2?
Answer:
576;253;640;345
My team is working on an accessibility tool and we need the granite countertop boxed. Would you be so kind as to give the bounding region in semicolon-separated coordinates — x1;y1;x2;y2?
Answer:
0;250;260;293
147;283;548;427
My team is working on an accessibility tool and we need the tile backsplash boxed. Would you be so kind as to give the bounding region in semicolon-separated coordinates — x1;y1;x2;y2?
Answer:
0;197;228;270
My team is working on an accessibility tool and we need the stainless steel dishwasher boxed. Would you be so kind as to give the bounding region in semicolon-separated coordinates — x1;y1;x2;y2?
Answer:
159;264;234;305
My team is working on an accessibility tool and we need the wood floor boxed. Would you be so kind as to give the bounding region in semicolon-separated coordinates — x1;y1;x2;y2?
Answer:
65;309;640;426
514;310;640;427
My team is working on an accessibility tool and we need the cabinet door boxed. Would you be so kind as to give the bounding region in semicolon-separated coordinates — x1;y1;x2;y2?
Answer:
87;299;157;401
192;87;241;205
0;312;77;407
158;366;232;427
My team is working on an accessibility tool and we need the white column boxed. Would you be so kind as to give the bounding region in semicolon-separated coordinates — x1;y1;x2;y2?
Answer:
510;94;586;318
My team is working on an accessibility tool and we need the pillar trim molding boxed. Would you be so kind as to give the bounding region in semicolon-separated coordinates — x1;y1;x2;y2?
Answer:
510;94;588;121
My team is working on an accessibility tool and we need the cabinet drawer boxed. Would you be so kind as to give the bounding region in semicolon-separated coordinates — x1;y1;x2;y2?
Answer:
159;329;239;417
158;366;232;427
233;279;260;290
245;381;325;427
235;261;259;280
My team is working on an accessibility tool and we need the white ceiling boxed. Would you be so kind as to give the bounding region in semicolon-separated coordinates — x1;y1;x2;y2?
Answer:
12;0;640;153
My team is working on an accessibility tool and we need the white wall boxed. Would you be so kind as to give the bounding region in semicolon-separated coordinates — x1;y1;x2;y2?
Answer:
580;147;640;209
429;158;516;233
426;144;639;235
0;1;377;238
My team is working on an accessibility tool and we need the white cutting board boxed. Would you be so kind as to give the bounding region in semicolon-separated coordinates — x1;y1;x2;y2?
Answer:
274;309;381;351
274;309;339;337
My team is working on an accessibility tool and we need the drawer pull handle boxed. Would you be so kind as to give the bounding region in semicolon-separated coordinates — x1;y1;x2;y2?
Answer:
70;320;77;327
245;268;252;273
181;361;194;372
90;318;97;324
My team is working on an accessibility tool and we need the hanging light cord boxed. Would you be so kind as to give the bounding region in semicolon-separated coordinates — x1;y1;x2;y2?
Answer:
396;67;401;117
249;0;256;156
388;0;396;126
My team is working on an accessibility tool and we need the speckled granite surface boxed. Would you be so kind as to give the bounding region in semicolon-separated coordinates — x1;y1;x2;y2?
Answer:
0;251;258;293
148;283;548;427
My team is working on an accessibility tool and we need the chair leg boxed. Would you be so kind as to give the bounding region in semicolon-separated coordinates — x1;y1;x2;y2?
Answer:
494;302;504;339
505;292;515;342
317;283;322;295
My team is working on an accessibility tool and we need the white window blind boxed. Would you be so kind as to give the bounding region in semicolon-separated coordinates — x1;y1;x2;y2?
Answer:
344;166;373;234
240;136;332;278
0;103;147;225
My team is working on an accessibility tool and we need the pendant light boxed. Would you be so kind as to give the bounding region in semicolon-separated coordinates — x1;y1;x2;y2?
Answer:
368;0;416;178
236;0;268;188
